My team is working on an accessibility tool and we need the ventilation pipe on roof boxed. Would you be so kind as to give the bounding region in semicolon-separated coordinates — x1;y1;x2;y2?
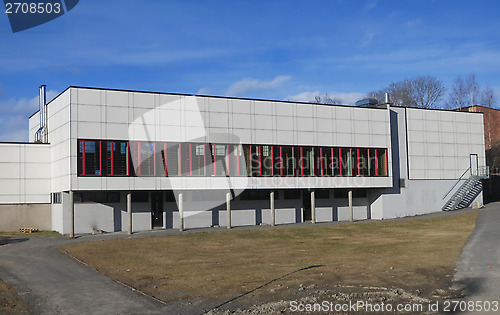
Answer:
35;85;47;143
384;92;390;105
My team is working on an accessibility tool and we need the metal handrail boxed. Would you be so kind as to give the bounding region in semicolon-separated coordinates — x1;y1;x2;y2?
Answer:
443;167;471;200
478;166;490;178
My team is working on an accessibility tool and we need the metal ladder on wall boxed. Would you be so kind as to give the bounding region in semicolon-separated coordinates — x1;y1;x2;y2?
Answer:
442;166;490;211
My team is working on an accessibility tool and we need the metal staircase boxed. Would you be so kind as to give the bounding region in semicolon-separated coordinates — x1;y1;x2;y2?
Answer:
442;166;490;211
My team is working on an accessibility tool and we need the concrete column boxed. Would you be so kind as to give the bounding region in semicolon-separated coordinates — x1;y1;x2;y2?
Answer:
69;191;74;239
178;193;184;231
311;191;316;224
127;192;132;235
270;191;275;226
348;190;353;222
226;192;231;229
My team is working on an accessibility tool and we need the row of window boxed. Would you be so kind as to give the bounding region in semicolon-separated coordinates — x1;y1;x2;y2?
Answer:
58;189;367;204
78;139;388;177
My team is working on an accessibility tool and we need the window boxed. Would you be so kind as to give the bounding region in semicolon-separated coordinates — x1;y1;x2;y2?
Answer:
192;144;206;176
300;147;314;176
78;140;102;176
212;144;229;176
261;145;273;176
357;148;369;176
165;190;176;202
132;191;149;203
377;149;388;176
340;148;352;176
130;142;155;176
73;191;120;203
333;148;341;176
239;189;272;200
273;146;282;176
315;189;330;199
166;143;181;176
51;192;61;204
229;145;241;176
106;141;128;176
77;139;388;178
316;147;333;176
284;189;301;199
282;146;294;176
242;145;252;176
334;189;366;199
107;192;121;203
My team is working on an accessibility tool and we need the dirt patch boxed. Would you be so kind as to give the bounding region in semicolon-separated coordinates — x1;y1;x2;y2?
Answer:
0;276;30;315
63;212;477;313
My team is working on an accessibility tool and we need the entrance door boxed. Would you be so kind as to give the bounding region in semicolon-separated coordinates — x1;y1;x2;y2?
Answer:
151;192;164;228
302;190;312;221
470;154;478;176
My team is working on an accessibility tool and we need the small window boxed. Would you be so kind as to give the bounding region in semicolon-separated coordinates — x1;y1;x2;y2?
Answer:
284;189;301;199
315;189;330;199
334;189;366;199
51;192;62;204
165;190;176;202
107;192;121;203
334;189;348;199
239;189;273;200
132;191;149;203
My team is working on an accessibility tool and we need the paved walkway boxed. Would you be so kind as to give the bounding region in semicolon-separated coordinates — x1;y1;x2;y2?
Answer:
0;236;178;314
454;202;500;314
0;206;490;314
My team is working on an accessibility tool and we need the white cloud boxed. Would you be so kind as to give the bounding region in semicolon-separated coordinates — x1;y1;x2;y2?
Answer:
197;87;213;95
359;31;374;48
225;75;291;96
0;89;58;142
406;18;421;28
364;0;378;11
285;91;366;105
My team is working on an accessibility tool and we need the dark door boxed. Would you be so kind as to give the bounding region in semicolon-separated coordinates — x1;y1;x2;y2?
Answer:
151;192;163;228
302;190;311;221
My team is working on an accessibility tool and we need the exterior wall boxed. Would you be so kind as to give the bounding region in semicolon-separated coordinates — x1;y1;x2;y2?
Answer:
406;107;485;180
370;106;485;219
28;111;40;143
47;89;72;193
64;190;369;234
0;143;50;204
0;204;51;231
69;87;393;192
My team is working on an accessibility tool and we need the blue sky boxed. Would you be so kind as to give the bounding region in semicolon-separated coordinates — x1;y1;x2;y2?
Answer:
1;0;500;141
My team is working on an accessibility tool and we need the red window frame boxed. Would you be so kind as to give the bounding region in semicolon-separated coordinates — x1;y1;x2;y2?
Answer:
106;141;129;177
78;140;102;177
78;139;389;178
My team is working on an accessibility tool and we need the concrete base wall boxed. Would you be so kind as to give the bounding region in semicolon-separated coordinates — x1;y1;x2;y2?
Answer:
369;178;484;220
0;204;52;232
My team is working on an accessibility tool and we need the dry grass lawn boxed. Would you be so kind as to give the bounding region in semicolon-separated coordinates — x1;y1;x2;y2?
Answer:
62;212;477;306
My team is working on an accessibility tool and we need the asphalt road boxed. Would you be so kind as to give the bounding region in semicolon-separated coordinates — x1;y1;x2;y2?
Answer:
454;202;500;314
0;236;185;315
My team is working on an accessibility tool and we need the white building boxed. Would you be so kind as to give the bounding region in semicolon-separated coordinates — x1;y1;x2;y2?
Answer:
0;86;487;234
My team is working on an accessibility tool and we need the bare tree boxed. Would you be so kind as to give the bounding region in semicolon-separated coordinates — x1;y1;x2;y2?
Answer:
447;74;481;110
313;93;343;105
367;76;445;108
412;76;447;109
481;86;496;108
